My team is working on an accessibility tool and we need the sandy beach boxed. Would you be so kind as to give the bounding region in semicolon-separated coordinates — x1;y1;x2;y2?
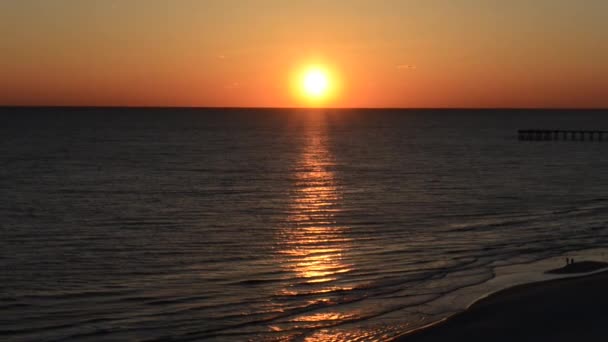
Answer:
398;261;608;342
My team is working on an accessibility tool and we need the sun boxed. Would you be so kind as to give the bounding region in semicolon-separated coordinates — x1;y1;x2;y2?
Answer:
302;69;329;98
290;62;340;106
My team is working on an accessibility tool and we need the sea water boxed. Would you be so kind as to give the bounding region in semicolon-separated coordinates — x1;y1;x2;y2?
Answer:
2;108;608;341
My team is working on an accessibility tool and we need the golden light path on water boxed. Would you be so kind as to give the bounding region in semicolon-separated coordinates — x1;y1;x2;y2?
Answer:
272;113;372;341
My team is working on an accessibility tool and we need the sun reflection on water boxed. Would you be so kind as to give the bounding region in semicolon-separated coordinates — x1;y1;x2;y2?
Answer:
276;114;354;296
269;115;391;341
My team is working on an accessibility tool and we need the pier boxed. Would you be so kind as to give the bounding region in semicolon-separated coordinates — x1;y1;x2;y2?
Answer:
518;130;608;141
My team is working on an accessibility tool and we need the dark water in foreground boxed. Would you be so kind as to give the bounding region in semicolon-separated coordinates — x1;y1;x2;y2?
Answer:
2;108;608;341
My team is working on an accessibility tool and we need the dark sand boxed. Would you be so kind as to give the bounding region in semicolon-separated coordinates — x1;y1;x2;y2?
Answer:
398;261;608;342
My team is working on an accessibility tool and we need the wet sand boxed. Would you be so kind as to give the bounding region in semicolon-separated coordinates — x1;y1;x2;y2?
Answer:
398;261;608;342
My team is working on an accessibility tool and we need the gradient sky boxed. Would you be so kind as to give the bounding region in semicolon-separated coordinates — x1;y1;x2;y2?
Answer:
1;0;607;108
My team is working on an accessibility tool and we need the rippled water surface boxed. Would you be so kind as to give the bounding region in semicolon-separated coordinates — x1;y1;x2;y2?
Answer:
3;108;608;341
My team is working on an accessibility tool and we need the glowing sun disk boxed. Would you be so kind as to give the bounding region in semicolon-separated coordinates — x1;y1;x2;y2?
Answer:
303;69;329;98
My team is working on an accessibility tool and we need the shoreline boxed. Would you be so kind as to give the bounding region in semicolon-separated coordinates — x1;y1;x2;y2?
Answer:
396;261;608;341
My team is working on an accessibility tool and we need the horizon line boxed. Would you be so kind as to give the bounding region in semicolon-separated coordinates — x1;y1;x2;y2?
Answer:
1;105;607;111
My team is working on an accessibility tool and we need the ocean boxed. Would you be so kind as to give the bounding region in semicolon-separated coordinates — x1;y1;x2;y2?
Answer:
2;107;608;341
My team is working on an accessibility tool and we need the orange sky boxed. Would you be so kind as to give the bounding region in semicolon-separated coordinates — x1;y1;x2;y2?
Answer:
1;1;607;108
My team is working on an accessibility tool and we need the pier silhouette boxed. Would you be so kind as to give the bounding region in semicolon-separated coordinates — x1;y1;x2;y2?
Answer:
518;130;608;141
